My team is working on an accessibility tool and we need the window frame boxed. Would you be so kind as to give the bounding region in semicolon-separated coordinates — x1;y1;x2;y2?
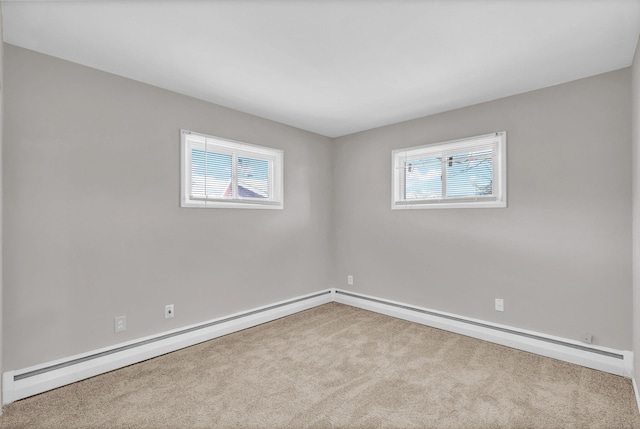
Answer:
181;129;284;209
392;132;507;210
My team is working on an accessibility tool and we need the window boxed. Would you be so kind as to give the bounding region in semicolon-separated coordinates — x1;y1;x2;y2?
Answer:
181;130;283;209
392;132;506;209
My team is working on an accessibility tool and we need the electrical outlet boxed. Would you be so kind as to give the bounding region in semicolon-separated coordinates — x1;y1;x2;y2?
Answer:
114;315;126;333
347;275;354;286
495;298;504;312
582;332;593;344
165;304;174;319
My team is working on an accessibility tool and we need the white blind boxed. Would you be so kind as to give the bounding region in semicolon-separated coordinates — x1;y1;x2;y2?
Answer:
405;156;442;200
237;156;270;199
445;148;493;198
190;148;233;199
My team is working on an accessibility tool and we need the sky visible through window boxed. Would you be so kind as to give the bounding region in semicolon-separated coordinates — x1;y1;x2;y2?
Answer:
405;149;493;200
191;149;269;199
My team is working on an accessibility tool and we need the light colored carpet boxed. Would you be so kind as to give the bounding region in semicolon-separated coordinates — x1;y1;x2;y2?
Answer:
1;302;639;428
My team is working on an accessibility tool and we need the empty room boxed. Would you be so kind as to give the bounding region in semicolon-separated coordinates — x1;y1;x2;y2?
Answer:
1;0;640;427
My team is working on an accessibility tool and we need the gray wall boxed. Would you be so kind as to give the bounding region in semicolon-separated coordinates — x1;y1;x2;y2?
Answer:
334;69;632;350
632;36;640;380
3;45;334;370
0;4;4;410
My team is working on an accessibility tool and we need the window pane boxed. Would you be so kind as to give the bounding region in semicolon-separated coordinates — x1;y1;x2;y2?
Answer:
182;130;283;209
405;157;442;200
191;149;232;198
238;156;270;199
445;149;493;197
392;132;505;209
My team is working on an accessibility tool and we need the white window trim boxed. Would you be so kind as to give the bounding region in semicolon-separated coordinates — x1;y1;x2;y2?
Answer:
392;132;507;210
181;129;284;209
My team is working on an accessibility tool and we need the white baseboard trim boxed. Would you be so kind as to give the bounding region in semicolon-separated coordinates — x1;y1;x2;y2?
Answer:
334;289;633;378
2;289;333;405
2;287;634;406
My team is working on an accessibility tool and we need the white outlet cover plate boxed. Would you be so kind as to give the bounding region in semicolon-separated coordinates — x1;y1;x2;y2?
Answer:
115;315;126;333
165;305;174;319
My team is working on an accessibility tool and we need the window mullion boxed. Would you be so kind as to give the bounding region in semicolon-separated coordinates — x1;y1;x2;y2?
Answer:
232;152;239;200
401;152;407;201
204;139;209;207
441;155;447;199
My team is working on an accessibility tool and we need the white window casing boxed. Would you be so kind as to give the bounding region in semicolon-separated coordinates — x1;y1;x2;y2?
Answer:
181;130;284;209
392;132;507;209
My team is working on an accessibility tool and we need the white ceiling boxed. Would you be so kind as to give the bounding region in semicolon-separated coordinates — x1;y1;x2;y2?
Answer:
3;1;640;138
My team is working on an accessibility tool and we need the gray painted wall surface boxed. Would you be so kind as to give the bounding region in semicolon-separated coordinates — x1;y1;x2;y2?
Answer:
334;69;632;349
0;4;4;410
3;45;334;370
632;36;640;379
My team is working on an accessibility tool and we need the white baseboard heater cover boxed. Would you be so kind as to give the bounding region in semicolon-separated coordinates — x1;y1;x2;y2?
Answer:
2;290;334;405
334;289;632;378
3;288;632;405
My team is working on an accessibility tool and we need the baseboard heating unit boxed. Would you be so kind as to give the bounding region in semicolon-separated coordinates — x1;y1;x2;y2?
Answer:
2;288;633;405
2;290;334;405
333;289;632;378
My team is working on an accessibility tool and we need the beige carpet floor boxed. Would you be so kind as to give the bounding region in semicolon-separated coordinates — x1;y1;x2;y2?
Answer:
0;302;639;428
